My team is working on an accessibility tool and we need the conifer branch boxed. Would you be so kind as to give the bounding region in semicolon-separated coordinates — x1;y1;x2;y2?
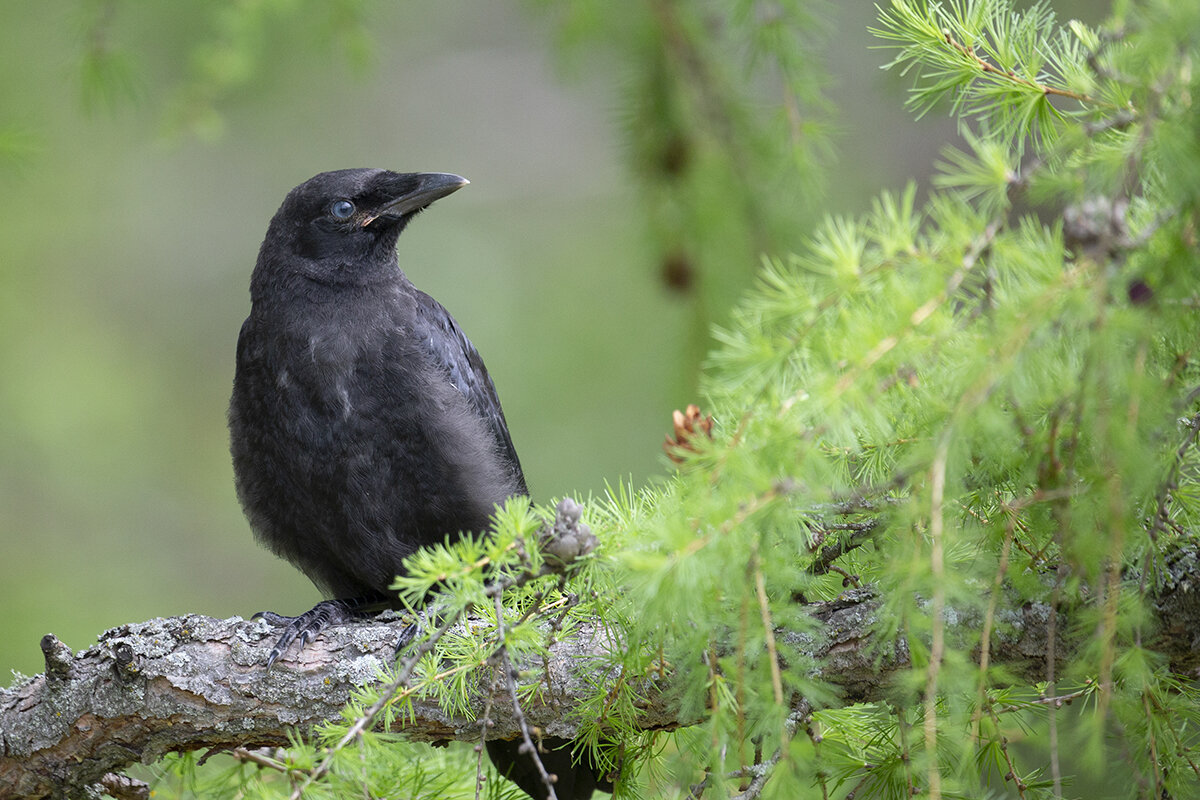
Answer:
493;590;559;800
3;547;1199;799
940;30;1101;106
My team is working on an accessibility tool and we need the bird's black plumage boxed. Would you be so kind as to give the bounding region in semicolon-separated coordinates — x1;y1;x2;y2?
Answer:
229;169;607;799
231;169;526;604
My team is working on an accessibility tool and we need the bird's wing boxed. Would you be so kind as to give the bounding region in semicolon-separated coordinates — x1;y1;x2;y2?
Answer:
411;289;528;493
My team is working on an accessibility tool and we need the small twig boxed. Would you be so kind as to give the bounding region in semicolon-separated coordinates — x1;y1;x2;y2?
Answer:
842;767;876;800
1148;688;1200;783
750;544;789;793
706;642;722;751
1046;567;1065;798
1085;30;1130;85
923;434;950;800
831;220;1000;396
807;521;878;578
512;586;550;627
728;761;774;800
984;703;1029;799
895;705;915;797
821;520;880;532
727;707;808;800
475;670;499;800
494;591;560;800
1142;689;1164;795
1147;409;1200;544
229;747;290;774
970;513;1015;742
288;607;467;799
996;686;1091;713
751;547;785;709
737;566;750;785
825;564;862;589
806;718;830;800
942;30;1103;106
547;592;579;632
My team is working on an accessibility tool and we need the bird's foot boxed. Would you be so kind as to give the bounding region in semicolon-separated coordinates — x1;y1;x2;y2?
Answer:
392;608;426;657
253;598;364;669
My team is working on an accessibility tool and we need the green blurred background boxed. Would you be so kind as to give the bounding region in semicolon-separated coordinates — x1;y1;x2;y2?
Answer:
0;1;1102;679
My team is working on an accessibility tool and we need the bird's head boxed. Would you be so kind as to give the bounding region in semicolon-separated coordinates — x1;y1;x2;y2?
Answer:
254;169;468;293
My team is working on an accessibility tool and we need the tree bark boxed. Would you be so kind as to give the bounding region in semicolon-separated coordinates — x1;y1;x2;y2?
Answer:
3;547;1198;800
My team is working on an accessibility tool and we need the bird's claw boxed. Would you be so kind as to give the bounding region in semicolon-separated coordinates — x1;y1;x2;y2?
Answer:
253;599;361;669
393;615;422;657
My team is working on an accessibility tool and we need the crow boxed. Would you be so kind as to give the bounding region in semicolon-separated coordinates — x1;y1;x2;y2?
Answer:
229;169;609;799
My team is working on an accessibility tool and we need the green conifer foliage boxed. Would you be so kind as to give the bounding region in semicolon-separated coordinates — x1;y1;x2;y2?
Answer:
150;1;1200;797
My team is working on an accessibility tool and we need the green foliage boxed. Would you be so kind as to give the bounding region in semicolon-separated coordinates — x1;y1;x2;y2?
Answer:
72;0;375;138
526;0;835;379
149;0;1200;798
148;743;524;800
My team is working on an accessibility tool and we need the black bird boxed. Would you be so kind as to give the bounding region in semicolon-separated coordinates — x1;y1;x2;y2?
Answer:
229;169;610;800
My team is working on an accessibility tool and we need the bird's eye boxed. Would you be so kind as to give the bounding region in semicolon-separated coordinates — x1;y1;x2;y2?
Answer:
329;200;356;219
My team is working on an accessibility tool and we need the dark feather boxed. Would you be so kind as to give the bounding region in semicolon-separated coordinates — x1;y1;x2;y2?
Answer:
412;288;528;495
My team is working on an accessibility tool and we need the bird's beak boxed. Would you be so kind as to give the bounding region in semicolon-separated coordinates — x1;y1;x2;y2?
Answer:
365;172;470;225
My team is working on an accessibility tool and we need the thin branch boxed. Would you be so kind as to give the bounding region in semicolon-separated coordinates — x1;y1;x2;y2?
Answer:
475;671;499;800
1142;689;1164;795
997;686;1091;714
289;607;467;799
727;706;809;800
942;31;1103;106
493;591;560;800
752;548;784;709
841;767;877;800
1149;689;1200;784
984;703;1029;800
895;704;916;797
228;747;290;774
1148;409;1200;544
832;219;1000;396
806;718;831;800
825;564;863;589
971;513;1016;742
807;520;878;579
923;434;951;800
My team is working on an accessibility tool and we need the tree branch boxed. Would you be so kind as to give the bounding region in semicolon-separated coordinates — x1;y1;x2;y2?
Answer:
4;545;1199;799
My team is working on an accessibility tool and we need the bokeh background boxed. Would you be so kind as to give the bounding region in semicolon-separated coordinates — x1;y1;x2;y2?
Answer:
0;1;1102;678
